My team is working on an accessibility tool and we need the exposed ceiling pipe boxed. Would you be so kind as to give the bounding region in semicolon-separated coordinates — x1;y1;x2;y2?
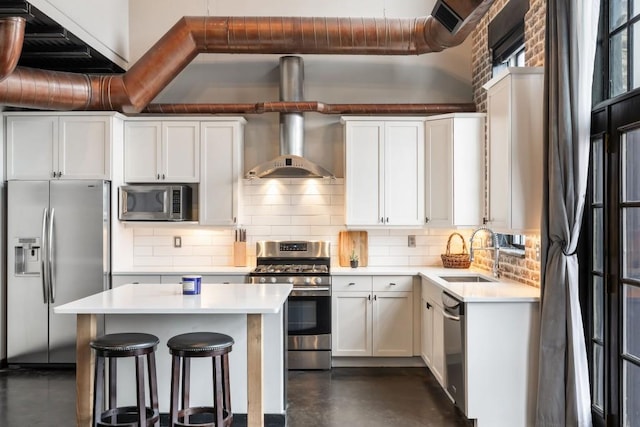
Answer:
0;0;493;113
142;102;477;115
0;17;25;82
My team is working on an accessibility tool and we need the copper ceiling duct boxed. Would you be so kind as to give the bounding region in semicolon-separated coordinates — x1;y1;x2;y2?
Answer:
0;17;25;82
0;0;493;113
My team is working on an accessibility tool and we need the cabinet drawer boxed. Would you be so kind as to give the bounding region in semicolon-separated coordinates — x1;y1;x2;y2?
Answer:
373;275;413;292
332;275;372;292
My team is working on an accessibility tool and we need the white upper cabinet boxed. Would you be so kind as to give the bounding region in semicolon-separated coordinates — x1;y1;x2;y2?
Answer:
424;113;485;228
124;120;200;183
342;117;425;227
6;113;117;180
199;119;246;226
483;67;543;233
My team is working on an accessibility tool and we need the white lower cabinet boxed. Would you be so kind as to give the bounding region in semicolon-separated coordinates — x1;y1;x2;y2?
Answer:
420;277;445;387
161;274;247;284
332;275;413;357
421;275;539;427
111;275;161;288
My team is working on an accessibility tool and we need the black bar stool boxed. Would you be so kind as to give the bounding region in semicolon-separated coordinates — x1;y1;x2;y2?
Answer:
90;333;160;427
167;332;234;427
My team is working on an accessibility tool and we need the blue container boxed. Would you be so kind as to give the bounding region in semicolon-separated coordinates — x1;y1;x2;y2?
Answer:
182;275;202;295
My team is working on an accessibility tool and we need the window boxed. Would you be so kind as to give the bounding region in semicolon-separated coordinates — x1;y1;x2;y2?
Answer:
588;3;640;425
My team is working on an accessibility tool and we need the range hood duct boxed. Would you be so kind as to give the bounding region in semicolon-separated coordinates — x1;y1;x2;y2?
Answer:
246;56;334;179
0;0;494;112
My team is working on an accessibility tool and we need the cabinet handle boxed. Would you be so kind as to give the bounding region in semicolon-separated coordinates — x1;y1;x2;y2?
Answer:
374;294;377;301
380;217;384;223
389;282;396;286
52;171;56;178
426;302;431;309
368;294;371;301
233;217;237;224
157;174;160;180
386;217;389;223
162;174;165;180
425;217;430;223
348;282;356;286
483;217;488;225
58;171;62;178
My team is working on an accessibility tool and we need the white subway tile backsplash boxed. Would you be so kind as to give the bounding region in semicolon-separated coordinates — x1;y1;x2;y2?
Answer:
129;180;468;269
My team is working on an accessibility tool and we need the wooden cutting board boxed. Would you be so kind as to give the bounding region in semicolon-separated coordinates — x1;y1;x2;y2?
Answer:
338;231;368;267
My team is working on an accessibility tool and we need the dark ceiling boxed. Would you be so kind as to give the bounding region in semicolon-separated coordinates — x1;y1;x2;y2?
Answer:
0;0;125;74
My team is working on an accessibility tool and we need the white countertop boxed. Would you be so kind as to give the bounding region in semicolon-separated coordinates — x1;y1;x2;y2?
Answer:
422;273;540;303
333;266;540;303
54;283;292;314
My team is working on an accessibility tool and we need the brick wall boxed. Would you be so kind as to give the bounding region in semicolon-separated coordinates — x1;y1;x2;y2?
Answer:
470;0;547;287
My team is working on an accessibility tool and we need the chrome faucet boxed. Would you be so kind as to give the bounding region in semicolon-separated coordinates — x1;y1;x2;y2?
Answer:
469;227;501;278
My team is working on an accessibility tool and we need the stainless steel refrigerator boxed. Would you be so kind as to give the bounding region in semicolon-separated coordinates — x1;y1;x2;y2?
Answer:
7;180;110;364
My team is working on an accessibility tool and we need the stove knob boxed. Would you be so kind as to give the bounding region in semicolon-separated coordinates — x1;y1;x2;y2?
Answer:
270;277;277;283
259;277;266;284
305;277;311;284
288;278;294;284
314;277;322;285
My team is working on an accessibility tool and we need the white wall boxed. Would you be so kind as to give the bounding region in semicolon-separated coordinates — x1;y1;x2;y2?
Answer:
118;179;471;270
128;0;474;177
29;0;130;68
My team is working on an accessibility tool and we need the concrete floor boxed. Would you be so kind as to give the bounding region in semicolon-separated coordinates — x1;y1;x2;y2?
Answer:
0;366;471;426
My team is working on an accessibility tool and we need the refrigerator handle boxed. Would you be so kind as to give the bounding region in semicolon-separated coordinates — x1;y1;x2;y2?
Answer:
41;208;49;304
48;208;56;304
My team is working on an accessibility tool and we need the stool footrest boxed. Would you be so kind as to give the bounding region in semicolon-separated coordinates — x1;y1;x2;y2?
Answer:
175;406;232;427
97;406;160;427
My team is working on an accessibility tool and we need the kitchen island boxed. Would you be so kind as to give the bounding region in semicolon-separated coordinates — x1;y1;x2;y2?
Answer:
55;282;292;427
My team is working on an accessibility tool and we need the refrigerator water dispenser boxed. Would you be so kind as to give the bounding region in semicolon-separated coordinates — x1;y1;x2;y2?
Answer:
14;237;41;276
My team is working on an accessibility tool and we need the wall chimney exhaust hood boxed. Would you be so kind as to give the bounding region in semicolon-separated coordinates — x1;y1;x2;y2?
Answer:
246;56;334;179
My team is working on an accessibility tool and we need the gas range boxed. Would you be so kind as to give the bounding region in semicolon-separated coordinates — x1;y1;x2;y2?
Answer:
250;240;332;370
249;241;331;288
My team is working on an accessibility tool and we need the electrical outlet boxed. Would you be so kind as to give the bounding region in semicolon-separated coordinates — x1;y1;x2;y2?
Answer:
173;236;182;248
408;235;416;247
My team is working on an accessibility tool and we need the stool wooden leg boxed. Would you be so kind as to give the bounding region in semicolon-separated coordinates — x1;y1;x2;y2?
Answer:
170;355;180;426
93;355;104;427
147;352;159;427
182;356;191;421
135;355;147;426
214;355;224;427
223;353;231;416
108;359;117;424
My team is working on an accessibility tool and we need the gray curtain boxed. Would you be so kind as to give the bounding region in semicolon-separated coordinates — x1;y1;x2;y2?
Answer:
536;1;600;426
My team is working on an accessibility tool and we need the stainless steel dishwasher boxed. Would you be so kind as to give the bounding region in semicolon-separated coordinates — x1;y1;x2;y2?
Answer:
442;291;465;412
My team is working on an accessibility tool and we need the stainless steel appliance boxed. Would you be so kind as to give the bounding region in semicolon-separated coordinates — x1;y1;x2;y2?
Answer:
442;291;465;411
119;184;193;221
250;240;331;370
7;180;110;364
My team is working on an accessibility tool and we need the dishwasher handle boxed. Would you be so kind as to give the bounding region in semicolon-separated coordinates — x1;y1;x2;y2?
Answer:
442;310;461;321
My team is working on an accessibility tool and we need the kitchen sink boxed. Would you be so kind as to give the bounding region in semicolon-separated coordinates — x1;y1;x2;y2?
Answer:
438;275;495;283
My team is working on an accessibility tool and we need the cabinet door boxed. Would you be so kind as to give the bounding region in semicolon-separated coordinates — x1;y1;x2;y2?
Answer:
200;123;241;226
424;119;453;226
59;116;111;179
344;122;383;226
162;121;200;182
373;291;413;357
421;298;434;366
332;291;372;356
6;116;57;180
431;301;446;387
383;122;425;226
486;81;511;229
124;121;162;182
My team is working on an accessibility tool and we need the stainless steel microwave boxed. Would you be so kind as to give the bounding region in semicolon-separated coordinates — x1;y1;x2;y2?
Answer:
119;185;194;221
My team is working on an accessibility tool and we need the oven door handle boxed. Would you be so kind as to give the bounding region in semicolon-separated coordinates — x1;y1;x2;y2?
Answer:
290;287;331;296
